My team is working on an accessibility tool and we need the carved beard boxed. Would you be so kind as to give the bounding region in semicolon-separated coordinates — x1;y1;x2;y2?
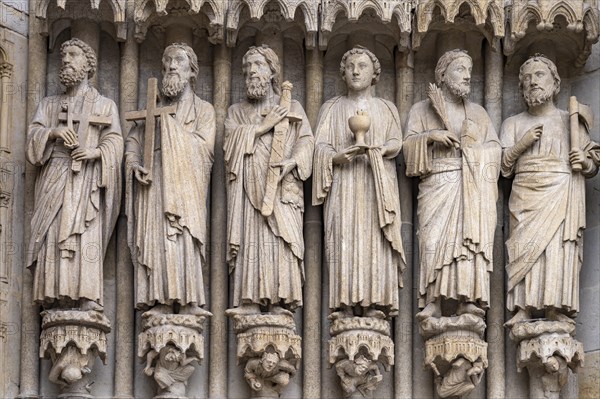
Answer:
162;74;188;98
524;86;553;108
246;75;271;100
446;79;471;99
59;65;87;88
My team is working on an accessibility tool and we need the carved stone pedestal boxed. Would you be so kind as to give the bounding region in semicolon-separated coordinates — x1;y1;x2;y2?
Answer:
508;319;584;399
329;316;394;398
39;309;111;398
228;313;301;398
420;314;488;398
138;313;208;399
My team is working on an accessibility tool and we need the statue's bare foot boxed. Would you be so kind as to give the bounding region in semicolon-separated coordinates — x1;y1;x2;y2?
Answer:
269;305;293;316
546;309;575;325
183;305;213;317
329;306;354;320
504;308;530;328
457;302;486;318
225;304;260;316
416;302;441;321
364;308;386;319
143;304;172;317
80;299;103;312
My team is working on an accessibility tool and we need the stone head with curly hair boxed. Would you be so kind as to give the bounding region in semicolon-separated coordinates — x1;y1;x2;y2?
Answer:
59;38;97;88
340;46;381;86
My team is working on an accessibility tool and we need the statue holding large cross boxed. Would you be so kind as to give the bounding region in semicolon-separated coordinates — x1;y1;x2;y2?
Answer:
125;43;215;316
26;38;123;311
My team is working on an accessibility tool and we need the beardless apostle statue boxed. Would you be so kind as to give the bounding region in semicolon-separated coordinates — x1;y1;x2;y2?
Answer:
126;43;215;316
224;45;314;315
501;55;600;326
26;38;123;311
404;49;501;320
313;46;405;319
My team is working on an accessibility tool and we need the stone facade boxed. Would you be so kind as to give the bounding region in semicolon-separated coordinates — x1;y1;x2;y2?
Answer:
0;0;598;398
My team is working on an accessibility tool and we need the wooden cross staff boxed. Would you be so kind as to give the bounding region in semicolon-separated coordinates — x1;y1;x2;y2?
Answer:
58;93;112;173
125;77;177;183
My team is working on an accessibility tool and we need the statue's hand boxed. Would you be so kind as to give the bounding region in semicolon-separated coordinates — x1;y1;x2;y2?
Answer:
71;148;101;161
569;148;591;170
428;129;460;149
143;366;154;376
132;163;150;185
333;146;361;165
520;124;543;149
50;126;79;148
272;159;297;182
257;105;288;136
250;379;262;391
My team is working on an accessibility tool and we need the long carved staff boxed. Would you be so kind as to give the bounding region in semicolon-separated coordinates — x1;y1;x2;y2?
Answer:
261;81;294;217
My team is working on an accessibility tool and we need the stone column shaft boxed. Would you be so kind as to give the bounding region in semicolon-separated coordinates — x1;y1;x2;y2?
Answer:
18;4;47;397
71;19;100;88
303;48;323;399
114;8;138;397
209;42;231;399
395;47;414;399
484;38;505;399
0;63;13;153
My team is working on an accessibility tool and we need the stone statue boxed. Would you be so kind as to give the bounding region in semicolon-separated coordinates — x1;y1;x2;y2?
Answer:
224;45;313;314
501;54;600;326
404;49;500;398
404;49;501;320
335;355;383;397
312;46;405;319
26;38;123;312
244;351;296;396
126;43;215;316
501;55;598;398
143;345;198;398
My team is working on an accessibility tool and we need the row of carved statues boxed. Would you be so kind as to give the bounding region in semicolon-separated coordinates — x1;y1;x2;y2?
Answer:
27;38;599;398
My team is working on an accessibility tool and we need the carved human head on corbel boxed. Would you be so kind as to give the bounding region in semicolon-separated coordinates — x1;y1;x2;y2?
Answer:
519;54;561;108
161;43;199;98
243;45;282;99
435;49;472;99
59;38;97;88
260;351;280;373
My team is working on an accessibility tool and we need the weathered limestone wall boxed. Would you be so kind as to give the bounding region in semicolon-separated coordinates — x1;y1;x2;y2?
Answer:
1;1;598;398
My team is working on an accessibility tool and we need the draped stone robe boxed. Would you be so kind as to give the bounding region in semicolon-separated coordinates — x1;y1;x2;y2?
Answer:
224;98;313;310
405;99;500;309
26;87;123;306
501;109;600;313
313;96;405;313
126;91;215;309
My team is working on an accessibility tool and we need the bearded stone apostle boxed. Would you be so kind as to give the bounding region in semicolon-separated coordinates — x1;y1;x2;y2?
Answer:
313;46;405;318
502;55;600;325
26;38;123;311
224;45;313;314
126;43;215;315
404;49;501;319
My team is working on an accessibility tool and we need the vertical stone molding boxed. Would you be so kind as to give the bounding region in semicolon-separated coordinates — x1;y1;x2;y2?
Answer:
0;62;13;153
